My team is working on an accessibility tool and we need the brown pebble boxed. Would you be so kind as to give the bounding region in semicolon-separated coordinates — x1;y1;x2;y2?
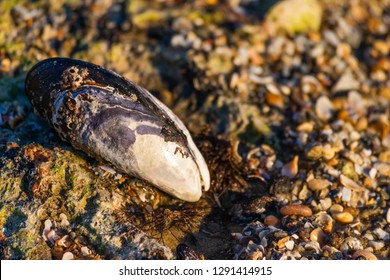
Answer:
296;122;314;132
277;236;290;248
333;212;354;223
280;204;312;217
306;144;323;160
379;87;390;101
329;204;344;215
353;250;377;260
307;178;331;191
363;177;376;189
310;228;326;246
264;215;281;227
375;163;390;177
379;150;390;163
265;92;284;108
322;145;335;160
356;117;368;131
337;109;350;121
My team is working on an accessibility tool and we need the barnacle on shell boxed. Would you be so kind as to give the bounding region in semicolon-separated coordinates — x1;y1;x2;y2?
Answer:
25;57;210;202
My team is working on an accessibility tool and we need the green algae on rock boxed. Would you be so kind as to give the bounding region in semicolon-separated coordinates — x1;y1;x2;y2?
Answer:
265;0;323;34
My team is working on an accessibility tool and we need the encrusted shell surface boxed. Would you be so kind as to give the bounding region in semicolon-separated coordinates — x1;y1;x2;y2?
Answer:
25;57;210;202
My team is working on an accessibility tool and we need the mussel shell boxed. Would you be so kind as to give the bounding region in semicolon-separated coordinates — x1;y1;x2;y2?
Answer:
25;57;210;202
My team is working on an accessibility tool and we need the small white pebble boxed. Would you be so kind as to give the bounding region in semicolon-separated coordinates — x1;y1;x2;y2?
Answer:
315;95;334;121
59;213;67;220
354;164;363;175
364;233;374;241
291;234;299;239
368;240;385;251
362;149;372;157
386;208;390;224
44;219;52;231
60;213;70;227
285;240;294;250
62;252;74;260
350;131;361;141
373;228;390;240
369;168;377;179
340;174;363;191
319;198;332;210
341;187;352;202
304;222;313;229
375;163;390;177
81;246;91;256
348;91;364;113
42;219;53;241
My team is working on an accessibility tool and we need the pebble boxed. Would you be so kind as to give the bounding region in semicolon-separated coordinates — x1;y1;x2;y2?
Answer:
333;212;354;223
387;208;390;224
332;70;359;93
307;178;331;191
348;91;365;114
280;204;313;217
314;213;333;233
310;228;325;245
315;95;334;121
341;187;352;202
323;30;340;47
81;246;91;256
322;144;335;160
265;92;284;108
329;204;344;215
60;213;70;227
42;219;57;243
285;240;295;250
339;174;364;192
62;252;74;260
264;215;281;228
277;236;290;248
296;122;314;132
364;233;375;241
368;240;385;251
374;163;390;177
306;144;324;160
373;228;390;241
319;198;332;211
340;237;363;252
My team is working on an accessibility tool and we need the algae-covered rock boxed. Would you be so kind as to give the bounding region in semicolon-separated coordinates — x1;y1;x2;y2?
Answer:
265;0;323;34
0;139;175;259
